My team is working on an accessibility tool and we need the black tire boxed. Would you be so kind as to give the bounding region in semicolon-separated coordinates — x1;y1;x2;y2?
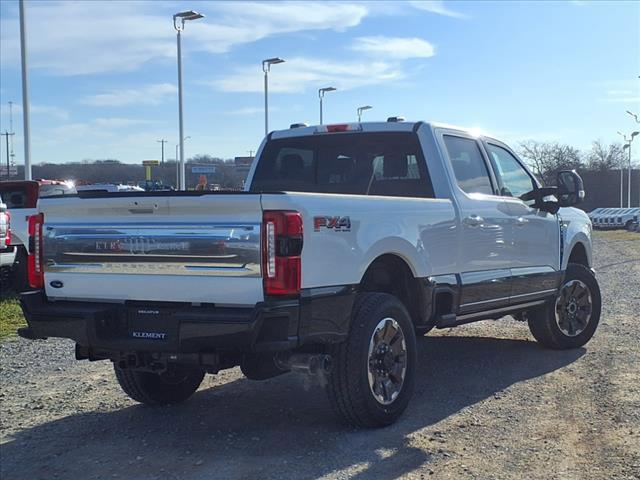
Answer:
415;324;435;336
528;263;601;349
114;364;204;406
326;292;416;428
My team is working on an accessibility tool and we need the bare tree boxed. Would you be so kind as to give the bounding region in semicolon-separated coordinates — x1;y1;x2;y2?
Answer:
586;140;624;171
518;141;583;185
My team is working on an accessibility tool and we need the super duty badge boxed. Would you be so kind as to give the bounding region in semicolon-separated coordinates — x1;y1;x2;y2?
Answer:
314;216;351;232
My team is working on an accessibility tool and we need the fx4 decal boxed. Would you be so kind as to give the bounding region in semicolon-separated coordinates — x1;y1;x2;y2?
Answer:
314;216;351;232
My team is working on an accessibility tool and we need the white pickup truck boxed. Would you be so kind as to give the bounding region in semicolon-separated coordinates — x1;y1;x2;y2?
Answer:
18;121;600;427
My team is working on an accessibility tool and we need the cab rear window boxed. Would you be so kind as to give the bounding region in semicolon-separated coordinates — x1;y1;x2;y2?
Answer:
250;132;434;198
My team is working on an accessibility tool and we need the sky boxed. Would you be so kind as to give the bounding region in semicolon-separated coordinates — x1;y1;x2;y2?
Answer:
0;0;639;166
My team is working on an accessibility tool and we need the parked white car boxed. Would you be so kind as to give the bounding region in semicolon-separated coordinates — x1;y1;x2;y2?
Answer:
18;121;601;427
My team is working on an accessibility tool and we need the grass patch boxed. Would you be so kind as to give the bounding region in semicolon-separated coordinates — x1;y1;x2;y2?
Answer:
593;229;639;242
0;297;26;341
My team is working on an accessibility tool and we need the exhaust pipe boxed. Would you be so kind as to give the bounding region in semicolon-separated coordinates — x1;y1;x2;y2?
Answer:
277;353;332;375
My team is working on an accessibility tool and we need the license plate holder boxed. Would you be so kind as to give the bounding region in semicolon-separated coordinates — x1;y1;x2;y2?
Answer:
127;307;179;343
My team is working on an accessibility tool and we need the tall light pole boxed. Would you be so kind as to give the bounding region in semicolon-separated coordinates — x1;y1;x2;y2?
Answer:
157;138;167;164
2;132;15;180
8;102;15;164
357;105;372;122
175;136;190;188
262;57;285;136
617;131;627;208
318;87;336;125
627;110;640;124
19;0;32;180
173;10;204;190
619;130;639;207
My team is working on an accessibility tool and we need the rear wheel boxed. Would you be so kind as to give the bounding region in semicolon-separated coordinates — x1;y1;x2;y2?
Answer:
528;264;601;349
114;364;204;406
327;292;416;428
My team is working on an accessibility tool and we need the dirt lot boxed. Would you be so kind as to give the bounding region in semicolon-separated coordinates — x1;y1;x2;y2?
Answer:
1;231;638;480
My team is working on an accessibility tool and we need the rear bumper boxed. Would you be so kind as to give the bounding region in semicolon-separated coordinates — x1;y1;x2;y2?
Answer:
19;286;356;354
19;290;299;353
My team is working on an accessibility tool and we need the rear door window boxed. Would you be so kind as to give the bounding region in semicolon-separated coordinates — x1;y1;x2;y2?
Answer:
251;132;434;198
442;135;494;195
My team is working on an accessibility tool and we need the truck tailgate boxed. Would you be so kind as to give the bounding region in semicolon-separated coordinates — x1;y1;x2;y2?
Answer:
39;194;264;305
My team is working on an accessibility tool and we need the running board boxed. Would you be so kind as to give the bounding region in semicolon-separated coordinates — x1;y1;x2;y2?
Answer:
435;313;457;328
435;300;547;329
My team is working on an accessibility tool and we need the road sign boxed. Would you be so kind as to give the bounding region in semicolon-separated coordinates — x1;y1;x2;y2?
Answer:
191;165;216;174
142;160;160;166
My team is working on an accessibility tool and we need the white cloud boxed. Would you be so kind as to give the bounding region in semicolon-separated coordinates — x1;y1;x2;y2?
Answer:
92;118;155;129
0;103;69;120
598;81;640;103
408;1;468;19
209;57;404;94
80;84;176;107
0;1;369;76
48;117;155;136
350;36;435;59
227;107;271;116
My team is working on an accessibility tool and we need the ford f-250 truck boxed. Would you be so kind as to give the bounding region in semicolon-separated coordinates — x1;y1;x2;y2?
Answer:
18;121;600;427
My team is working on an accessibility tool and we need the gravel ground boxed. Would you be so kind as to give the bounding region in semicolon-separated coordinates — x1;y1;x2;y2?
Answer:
1;231;639;480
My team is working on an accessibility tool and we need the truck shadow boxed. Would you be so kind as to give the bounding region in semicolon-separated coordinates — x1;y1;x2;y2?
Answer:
1;335;584;480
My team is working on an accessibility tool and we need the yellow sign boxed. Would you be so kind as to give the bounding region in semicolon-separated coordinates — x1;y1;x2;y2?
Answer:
142;160;160;166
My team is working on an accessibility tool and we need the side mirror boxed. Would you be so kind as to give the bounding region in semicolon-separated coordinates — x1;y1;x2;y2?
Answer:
556;170;584;207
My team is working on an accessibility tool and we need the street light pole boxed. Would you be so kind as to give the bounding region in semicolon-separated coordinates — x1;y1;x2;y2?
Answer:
175;143;179;187
175;136;190;189
173;10;204;190
619;130;639;207
19;0;31;180
157;138;167;164
357;105;372;122
2;132;15;180
318;87;336;125
262;57;285;136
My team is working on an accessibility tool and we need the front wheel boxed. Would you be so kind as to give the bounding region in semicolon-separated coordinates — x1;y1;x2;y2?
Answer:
114;364;204;406
326;293;416;428
528;264;601;349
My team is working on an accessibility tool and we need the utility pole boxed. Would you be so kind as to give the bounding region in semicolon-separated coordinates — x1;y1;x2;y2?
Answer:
157;138;167;164
2;132;15;180
8;102;15;164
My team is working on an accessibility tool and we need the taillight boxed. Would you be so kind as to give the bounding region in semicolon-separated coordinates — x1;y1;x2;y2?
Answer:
3;211;10;246
262;211;303;296
27;213;44;288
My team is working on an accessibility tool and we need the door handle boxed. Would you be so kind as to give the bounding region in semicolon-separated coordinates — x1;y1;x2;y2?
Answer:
463;214;484;227
516;217;528;227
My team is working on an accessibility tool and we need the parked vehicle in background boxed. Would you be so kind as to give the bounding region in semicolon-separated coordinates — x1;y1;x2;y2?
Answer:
0;194;15;275
18;121;601;427
0;180;76;291
138;180;174;192
589;207;639;230
76;183;145;193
